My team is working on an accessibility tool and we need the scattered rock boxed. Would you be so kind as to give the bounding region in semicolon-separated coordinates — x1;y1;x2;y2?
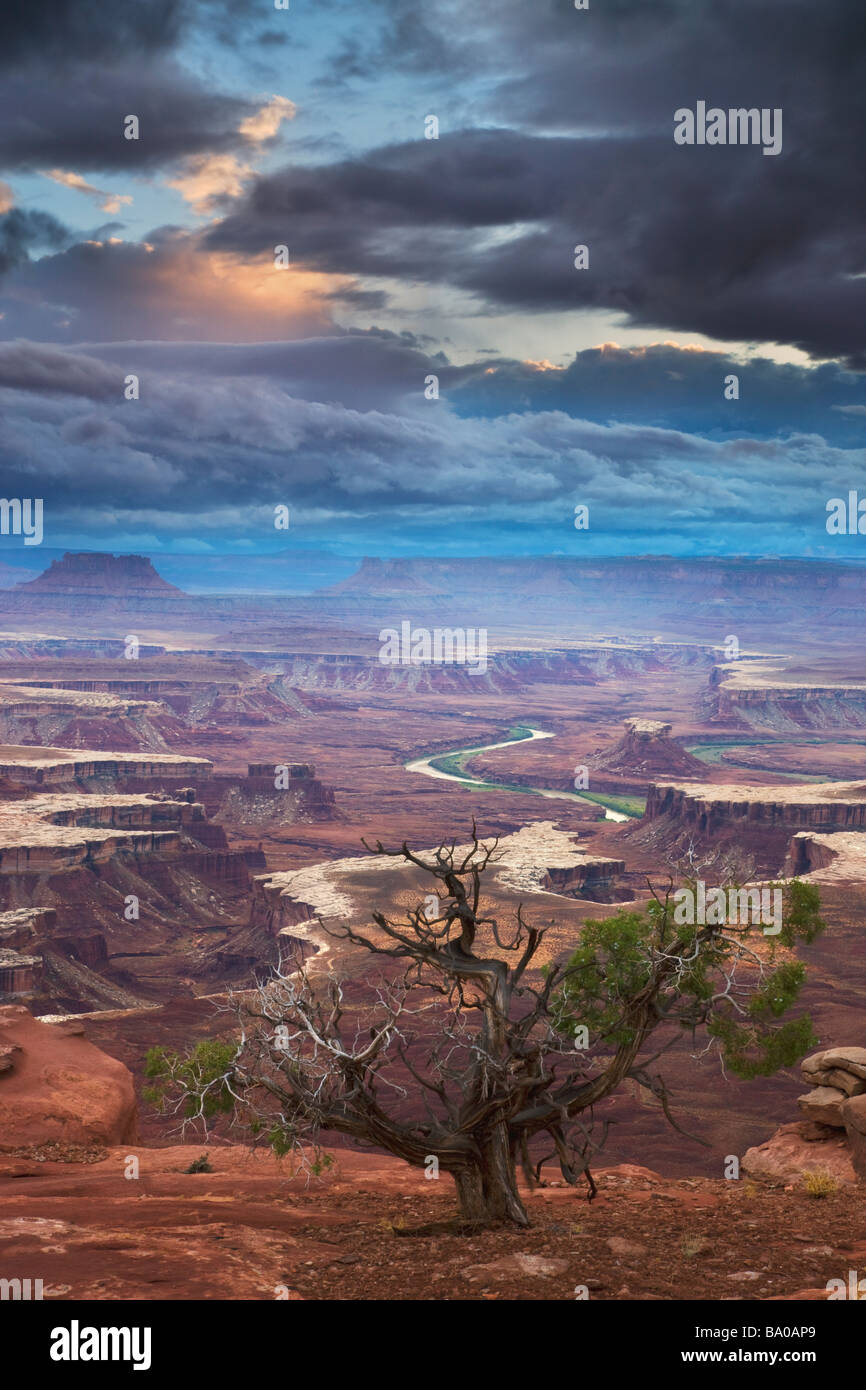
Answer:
462;1253;569;1282
606;1236;648;1258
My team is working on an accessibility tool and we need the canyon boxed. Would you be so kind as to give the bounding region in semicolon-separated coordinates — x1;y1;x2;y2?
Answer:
2;551;866;1300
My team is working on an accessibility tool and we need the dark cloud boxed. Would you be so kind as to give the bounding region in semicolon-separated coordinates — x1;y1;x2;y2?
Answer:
87;330;459;412
0;337;863;558
448;345;866;445
206;115;866;364
71;336;866;439
0;229;334;342
0;0;278;70
0;208;69;275
0;0;186;68
4;330;858;438
0;62;253;173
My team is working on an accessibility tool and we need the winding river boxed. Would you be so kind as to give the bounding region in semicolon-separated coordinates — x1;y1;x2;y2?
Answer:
405;724;634;821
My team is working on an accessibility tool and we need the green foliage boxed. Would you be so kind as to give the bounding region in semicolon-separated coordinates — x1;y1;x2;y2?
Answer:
708;1011;817;1079
778;878;826;947
144;1040;238;1121
310;1151;335;1176
267;1123;296;1158
550;910;655;1046
551;878;826;1081
185;1153;213;1173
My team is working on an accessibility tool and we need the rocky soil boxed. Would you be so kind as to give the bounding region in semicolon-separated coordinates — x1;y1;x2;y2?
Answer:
0;1145;861;1301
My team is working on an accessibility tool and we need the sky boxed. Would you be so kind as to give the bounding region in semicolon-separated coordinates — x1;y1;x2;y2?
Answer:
0;0;864;560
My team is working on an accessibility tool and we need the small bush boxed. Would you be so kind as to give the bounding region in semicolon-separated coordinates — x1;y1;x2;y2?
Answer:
185;1153;213;1174
802;1169;838;1198
681;1233;707;1258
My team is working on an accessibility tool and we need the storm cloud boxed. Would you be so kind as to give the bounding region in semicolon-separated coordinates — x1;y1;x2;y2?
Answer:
0;338;863;557
207;122;866;366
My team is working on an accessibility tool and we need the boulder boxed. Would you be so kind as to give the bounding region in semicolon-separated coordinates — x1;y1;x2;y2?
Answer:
821;1047;866;1080
797;1086;847;1127
743;1122;857;1185
841;1094;866;1180
801;1047;866;1085
0;1005;137;1150
820;1068;866;1097
801;1052;827;1078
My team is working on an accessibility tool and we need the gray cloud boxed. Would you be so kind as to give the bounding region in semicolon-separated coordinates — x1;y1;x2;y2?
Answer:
0;63;254;174
0;340;121;397
0;338;862;555
205;121;866;365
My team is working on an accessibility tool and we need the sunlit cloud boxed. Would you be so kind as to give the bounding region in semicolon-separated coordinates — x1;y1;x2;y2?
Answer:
41;168;133;214
167;96;297;215
239;95;297;143
167;153;253;214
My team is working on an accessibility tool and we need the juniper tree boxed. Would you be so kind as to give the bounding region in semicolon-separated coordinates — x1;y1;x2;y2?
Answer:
146;824;825;1229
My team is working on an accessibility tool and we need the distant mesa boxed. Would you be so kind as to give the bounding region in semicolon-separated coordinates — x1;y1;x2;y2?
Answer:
17;552;184;598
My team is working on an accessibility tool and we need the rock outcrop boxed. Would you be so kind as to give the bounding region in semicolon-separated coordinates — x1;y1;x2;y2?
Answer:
798;1049;866;1177
0;1004;137;1149
645;779;866;835
0;682;186;751
744;1047;866;1185
742;1121;858;1186
709;661;866;731
213;763;339;829
784;830;866;883
588;718;704;787
0;744;211;790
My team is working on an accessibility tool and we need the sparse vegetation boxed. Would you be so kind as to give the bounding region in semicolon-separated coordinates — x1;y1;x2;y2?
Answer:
802;1170;839;1198
184;1153;213;1173
681;1233;708;1258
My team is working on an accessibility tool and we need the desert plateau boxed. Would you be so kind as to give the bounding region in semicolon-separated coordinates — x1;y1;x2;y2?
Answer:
1;0;863;1361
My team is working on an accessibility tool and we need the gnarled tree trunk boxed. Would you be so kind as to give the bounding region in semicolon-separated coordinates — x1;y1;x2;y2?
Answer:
453;1126;528;1226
